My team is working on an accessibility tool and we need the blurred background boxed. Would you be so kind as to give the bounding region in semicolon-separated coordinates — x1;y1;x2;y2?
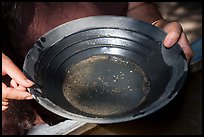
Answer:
156;2;202;44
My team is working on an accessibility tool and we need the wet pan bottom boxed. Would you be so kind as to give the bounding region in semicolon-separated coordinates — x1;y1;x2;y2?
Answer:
62;55;150;116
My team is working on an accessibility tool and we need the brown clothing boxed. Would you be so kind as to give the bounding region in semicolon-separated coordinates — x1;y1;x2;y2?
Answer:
5;2;128;59
2;2;128;135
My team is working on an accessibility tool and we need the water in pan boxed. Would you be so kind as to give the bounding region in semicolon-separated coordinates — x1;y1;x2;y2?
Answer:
62;55;150;116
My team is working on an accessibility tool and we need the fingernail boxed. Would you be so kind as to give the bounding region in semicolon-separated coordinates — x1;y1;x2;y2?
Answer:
25;96;33;100
26;79;34;85
164;39;172;47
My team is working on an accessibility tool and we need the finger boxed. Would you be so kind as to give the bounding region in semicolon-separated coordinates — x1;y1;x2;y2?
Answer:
16;85;27;91
2;71;7;76
2;83;33;100
2;98;8;102
10;79;18;88
163;22;182;48
10;79;27;90
2;53;34;87
178;33;194;62
2;106;8;111
2;101;9;106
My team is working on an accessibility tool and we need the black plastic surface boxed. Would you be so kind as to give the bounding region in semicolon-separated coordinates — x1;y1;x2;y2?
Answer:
23;15;188;123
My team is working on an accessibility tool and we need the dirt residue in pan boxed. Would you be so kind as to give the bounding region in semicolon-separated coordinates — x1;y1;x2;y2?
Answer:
62;55;150;116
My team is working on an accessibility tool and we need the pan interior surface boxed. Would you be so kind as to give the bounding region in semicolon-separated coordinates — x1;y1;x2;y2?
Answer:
23;16;188;123
62;55;150;116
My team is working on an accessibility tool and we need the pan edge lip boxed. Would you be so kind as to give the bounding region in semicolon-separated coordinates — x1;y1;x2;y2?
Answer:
28;93;178;124
27;15;167;51
23;15;188;123
27;70;188;124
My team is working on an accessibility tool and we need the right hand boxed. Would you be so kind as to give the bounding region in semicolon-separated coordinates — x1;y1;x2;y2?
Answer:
152;19;194;62
2;53;34;111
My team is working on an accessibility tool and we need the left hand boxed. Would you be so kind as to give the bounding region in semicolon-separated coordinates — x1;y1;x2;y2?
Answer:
152;19;194;62
2;53;34;111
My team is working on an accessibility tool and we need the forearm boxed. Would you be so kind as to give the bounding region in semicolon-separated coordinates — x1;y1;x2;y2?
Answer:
127;2;163;24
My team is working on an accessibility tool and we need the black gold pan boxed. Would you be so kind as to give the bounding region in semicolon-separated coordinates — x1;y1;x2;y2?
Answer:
23;15;188;123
